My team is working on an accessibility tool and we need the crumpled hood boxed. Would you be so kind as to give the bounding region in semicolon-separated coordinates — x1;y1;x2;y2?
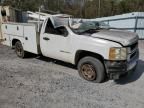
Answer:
91;29;139;46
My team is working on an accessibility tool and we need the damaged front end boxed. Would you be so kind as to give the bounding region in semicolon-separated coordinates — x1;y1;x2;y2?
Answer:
105;41;139;80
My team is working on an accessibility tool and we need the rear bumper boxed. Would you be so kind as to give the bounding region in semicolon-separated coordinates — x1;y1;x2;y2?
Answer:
105;50;139;79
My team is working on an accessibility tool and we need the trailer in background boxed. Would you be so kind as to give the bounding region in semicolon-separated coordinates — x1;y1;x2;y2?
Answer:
91;12;144;39
0;6;28;41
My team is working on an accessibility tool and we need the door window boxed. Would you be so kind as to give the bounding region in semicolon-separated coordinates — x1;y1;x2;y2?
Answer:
45;19;68;37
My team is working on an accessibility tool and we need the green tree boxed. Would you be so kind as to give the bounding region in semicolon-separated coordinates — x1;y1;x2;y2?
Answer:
2;0;144;18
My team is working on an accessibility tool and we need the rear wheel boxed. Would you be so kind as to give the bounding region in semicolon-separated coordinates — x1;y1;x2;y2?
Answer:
78;56;106;83
15;41;26;58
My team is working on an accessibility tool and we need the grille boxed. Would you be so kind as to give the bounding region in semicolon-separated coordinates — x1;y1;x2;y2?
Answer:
130;42;138;51
127;41;139;61
130;51;137;59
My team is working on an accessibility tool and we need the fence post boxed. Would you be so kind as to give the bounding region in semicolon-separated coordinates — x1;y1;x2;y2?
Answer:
134;16;138;33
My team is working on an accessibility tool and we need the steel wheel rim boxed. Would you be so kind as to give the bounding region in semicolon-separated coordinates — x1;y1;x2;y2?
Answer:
80;64;96;81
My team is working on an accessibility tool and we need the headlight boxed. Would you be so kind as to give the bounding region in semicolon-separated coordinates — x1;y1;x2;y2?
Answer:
109;47;127;60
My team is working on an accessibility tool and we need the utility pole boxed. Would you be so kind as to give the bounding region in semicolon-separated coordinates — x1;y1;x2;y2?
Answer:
98;0;101;17
17;0;22;9
57;0;60;9
80;0;86;17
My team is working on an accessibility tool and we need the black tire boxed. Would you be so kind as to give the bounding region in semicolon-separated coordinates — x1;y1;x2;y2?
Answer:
78;56;106;83
15;41;26;58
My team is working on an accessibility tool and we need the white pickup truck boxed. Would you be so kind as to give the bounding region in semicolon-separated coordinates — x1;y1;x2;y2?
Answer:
1;15;139;83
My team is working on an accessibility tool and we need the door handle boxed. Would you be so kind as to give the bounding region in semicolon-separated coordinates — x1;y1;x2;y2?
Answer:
43;37;50;41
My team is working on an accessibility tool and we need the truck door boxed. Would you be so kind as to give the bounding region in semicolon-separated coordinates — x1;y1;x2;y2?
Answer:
40;19;72;63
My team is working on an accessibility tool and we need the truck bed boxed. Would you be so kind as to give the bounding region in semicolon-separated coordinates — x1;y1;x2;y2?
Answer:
1;22;40;54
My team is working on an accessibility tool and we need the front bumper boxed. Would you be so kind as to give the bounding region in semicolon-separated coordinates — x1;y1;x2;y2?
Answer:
105;50;139;79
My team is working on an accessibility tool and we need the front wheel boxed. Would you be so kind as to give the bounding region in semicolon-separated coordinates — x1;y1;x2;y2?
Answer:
15;41;27;58
78;56;106;83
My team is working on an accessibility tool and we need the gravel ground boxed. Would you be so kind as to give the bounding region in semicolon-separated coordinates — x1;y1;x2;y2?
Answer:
0;42;144;108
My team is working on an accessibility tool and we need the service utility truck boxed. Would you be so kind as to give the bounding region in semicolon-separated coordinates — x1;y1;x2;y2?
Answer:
1;14;139;83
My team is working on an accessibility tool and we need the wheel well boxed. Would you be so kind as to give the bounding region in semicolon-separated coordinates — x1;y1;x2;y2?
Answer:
75;50;104;65
12;39;20;47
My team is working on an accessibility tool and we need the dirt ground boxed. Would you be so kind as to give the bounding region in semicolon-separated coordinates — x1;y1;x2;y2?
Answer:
0;41;144;108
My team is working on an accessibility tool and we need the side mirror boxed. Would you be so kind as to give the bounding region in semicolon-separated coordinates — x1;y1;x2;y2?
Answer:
63;29;68;37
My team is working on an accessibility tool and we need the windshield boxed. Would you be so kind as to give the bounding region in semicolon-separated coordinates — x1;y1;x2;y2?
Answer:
70;20;110;34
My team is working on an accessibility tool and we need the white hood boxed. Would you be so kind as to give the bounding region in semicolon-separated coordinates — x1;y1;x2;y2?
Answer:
91;30;139;46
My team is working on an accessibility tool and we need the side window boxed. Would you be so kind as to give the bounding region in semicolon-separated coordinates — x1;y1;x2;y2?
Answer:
45;19;68;37
45;19;55;34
